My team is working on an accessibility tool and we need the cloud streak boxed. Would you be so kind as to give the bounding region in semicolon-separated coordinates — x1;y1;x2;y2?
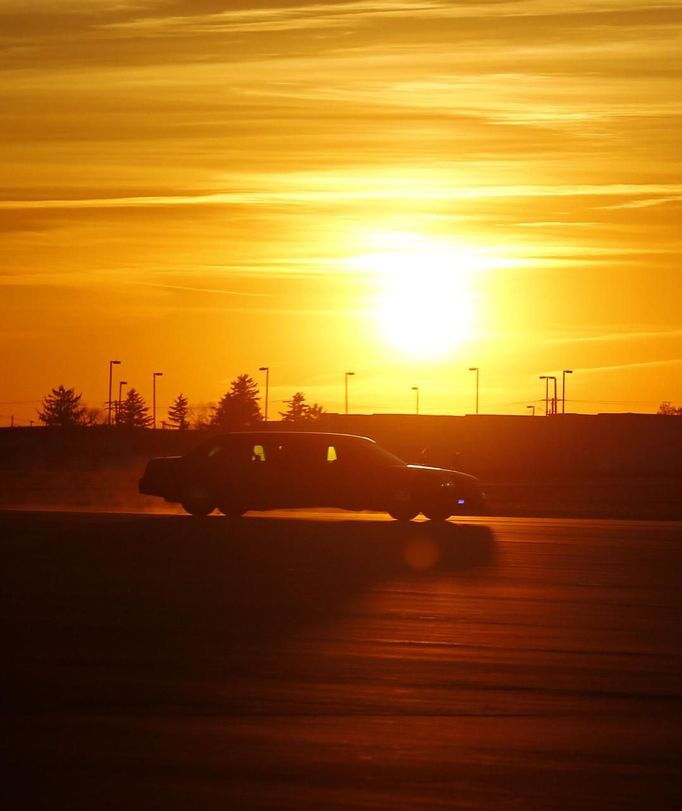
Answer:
100;0;682;37
2;182;681;210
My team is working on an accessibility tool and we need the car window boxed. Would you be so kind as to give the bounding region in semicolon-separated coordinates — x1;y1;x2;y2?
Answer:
252;443;266;463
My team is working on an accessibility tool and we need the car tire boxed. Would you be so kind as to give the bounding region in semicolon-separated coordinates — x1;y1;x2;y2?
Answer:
181;486;215;517
388;504;420;521
388;489;419;521
217;504;246;519
423;505;452;522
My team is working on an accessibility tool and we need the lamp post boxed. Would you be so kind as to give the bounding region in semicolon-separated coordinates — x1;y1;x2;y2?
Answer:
117;380;127;424
547;375;558;415
562;369;573;415
152;372;163;429
527;405;535;416
539;375;549;416
412;386;420;415
345;371;355;415
259;366;270;422
468;367;479;415
108;360;121;426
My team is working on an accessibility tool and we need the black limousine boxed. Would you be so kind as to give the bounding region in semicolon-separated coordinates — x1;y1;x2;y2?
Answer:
139;431;486;521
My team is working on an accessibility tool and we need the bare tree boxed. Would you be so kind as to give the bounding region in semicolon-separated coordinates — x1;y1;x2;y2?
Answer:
657;401;682;415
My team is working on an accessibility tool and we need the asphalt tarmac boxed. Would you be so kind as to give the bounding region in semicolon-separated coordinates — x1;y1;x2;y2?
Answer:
2;509;682;810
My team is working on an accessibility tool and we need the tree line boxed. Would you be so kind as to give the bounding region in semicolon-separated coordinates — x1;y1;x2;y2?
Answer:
37;375;325;429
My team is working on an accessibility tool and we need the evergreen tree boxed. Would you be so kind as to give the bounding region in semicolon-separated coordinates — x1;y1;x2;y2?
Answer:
280;391;308;423
118;388;152;428
280;391;325;423
37;385;87;427
211;374;262;430
306;402;325;422
167;393;190;429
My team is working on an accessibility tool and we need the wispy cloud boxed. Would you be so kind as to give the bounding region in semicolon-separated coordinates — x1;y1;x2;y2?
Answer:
128;281;271;297
548;329;682;345
100;0;682;37
575;357;682;374
600;195;682;210
2;182;681;210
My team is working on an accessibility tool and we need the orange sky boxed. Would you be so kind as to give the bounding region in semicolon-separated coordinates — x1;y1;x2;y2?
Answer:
1;0;681;424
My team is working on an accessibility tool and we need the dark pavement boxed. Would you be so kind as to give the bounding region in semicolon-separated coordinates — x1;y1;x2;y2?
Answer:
2;510;681;810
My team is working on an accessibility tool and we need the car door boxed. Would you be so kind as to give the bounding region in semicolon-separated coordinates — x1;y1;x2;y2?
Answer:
320;439;379;508
272;436;331;507
237;438;283;508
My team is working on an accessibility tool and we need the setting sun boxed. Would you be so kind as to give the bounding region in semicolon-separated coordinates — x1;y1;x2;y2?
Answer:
352;233;489;358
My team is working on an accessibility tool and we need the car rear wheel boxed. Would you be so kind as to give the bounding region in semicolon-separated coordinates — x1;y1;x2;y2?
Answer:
181;486;215;517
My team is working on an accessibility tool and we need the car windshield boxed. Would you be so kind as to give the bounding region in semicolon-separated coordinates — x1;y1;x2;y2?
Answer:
360;442;406;467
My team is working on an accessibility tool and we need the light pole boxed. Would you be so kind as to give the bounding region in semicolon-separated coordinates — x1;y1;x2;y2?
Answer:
259;366;270;422
469;367;479;415
345;371;355;415
108;360;121;426
152;371;163;429
527;405;535;416
547;375;558;415
117;380;127;424
562;369;573;415
539;375;549;416
412;386;420;415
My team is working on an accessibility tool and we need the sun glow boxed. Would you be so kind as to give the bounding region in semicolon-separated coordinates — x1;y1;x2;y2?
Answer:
355;233;489;358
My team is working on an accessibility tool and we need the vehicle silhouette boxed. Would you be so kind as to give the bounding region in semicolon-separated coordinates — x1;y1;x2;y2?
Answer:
139;431;486;520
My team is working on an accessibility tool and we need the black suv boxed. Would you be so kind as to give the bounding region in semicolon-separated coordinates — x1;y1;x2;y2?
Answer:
139;431;486;521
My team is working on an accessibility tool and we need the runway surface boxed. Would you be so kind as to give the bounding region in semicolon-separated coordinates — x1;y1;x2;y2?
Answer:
3;509;682;810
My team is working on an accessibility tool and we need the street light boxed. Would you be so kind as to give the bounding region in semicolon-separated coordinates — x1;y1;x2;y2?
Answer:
547;375;558;415
345;371;355;415
117;380;127;424
412;386;420;415
562;369;573;415
527;405;535;416
259;366;270;422
152;372;163;429
108;360;121;426
539;375;549;416
468;367;479;415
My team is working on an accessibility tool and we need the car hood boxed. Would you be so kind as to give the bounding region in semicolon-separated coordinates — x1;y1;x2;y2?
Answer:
404;464;480;485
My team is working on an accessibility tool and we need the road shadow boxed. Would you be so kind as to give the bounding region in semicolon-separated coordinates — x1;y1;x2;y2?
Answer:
2;511;495;714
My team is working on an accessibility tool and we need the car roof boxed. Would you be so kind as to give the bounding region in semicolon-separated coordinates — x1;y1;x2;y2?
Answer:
214;431;376;444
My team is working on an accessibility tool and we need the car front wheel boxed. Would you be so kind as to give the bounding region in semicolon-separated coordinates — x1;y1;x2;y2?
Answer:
217;504;246;519
388;507;419;521
422;505;452;522
388;491;419;521
181;485;215;517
